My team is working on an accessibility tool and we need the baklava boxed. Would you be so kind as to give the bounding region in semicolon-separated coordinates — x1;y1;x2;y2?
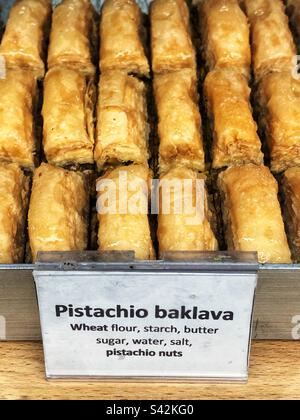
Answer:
151;0;196;74
0;69;37;169
218;164;291;264
257;71;300;173
48;0;97;76
158;167;218;255
154;69;205;174
204;69;263;169
0;163;29;264
198;0;251;78
97;164;155;260
0;0;52;78
100;0;149;77
95;71;149;170
244;0;296;79
28;163;89;261
42;67;95;167
282;167;300;262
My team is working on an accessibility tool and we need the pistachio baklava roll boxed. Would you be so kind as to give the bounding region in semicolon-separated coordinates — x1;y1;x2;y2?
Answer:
218;164;291;264
204;69;263;169
100;0;149;77
42;67;95;167
158;167;218;255
154;69;205;174
0;0;52;78
28;163;89;261
150;0;196;74
94;71;149;170
0;163;29;264
198;0;251;78
244;0;296;79
48;0;97;76
282;167;300;262
97;164;155;260
257;71;300;173
0;69;37;169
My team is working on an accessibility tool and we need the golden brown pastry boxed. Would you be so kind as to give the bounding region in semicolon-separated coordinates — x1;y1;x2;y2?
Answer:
0;69;37;169
0;0;52;78
151;0;196;74
257;71;300;173
244;0;296;79
154;69;205;173
158;167;218;255
42;67;95;167
28;163;89;261
198;0;251;78
218;164;291;264
48;0;97;76
100;0;149;77
0;163;29;264
95;71;149;170
204;69;263;169
282;167;300;262
97;164;155;260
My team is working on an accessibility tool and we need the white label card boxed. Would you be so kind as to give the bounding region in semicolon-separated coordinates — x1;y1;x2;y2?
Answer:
34;270;257;381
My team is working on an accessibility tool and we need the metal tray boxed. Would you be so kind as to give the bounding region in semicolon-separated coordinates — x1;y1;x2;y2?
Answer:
1;260;300;341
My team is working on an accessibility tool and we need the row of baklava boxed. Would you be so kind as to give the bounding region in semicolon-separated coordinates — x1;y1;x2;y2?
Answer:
2;160;300;264
1;0;300;265
151;0;300;174
1;0;300;173
197;0;300;173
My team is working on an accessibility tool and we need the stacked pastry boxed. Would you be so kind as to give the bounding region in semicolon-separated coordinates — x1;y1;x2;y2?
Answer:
27;0;99;261
244;0;300;173
0;0;299;265
150;0;218;257
0;0;52;169
0;0;52;263
199;0;263;169
198;0;292;264
243;0;300;262
96;0;154;260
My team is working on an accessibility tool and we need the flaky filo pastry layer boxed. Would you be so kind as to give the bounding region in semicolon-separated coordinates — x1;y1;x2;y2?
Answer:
244;0;296;80
97;164;155;260
0;69;37;170
95;71;149;170
0;0;52;79
282;167;300;262
198;0;251;79
150;0;196;74
158;167;218;255
48;0;97;77
28;163;89;261
218;164;291;264
154;69;205;174
0;163;29;264
100;0;149;77
204;69;263;169
257;71;300;173
42;67;95;167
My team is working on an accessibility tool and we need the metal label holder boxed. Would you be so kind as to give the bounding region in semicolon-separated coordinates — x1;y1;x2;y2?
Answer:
34;251;258;382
